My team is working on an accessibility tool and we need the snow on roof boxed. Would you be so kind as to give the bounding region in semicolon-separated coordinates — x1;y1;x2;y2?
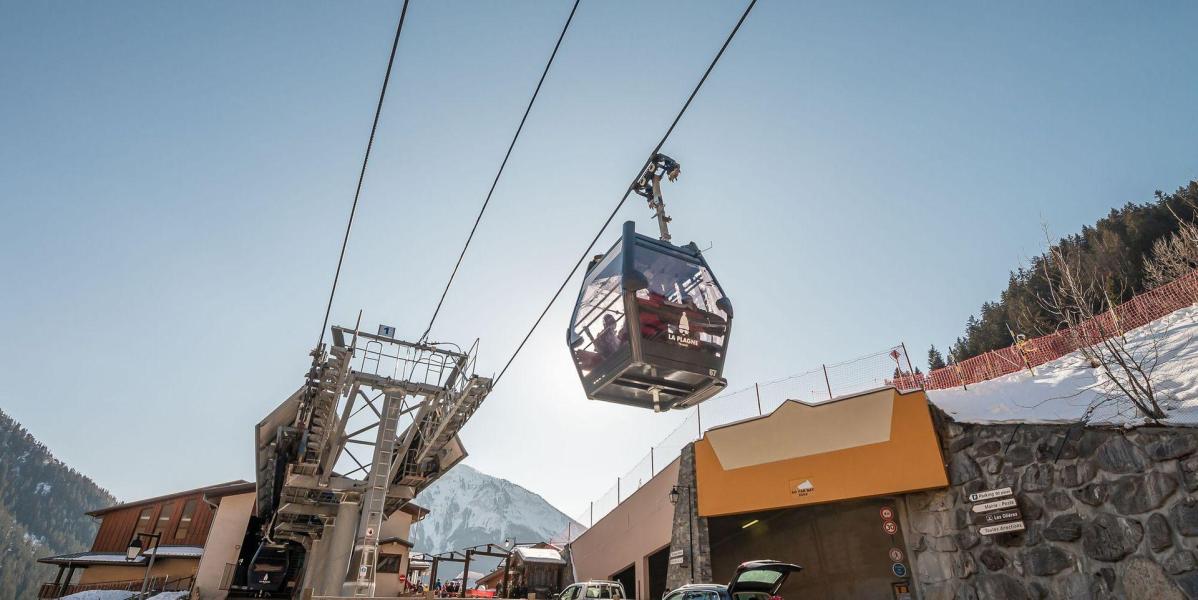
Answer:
42;552;146;565
929;303;1198;426
514;547;566;564
60;593;191;600
143;545;204;558
61;591;135;600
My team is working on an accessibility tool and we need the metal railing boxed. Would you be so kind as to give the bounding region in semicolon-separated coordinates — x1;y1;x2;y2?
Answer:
38;574;195;598
550;345;920;543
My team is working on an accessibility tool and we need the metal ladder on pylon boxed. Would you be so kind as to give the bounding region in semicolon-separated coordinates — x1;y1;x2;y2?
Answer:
350;393;402;596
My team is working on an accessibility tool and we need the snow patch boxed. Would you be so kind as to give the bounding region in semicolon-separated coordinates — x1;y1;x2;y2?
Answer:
61;592;134;600
36;481;52;495
929;303;1198;426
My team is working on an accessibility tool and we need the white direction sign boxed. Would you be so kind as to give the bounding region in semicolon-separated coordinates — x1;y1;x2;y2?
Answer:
968;487;1013;503
979;521;1026;536
971;498;1018;513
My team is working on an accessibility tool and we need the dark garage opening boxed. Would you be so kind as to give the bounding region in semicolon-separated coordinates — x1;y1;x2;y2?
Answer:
611;563;636;599
707;497;911;600
646;546;669;600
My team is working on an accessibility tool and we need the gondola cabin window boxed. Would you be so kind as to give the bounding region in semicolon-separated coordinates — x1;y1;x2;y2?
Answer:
569;248;628;378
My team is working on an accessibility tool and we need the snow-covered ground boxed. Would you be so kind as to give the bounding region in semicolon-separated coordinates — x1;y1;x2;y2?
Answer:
929;303;1198;426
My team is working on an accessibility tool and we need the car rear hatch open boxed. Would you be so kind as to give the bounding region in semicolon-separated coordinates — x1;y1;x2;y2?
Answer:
727;560;803;597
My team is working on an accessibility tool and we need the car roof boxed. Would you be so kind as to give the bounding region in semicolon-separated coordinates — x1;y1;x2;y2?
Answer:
577;581;621;585
670;584;728;592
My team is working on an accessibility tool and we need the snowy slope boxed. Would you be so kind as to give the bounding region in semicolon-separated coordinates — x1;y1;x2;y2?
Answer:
929;303;1198;425
411;464;581;555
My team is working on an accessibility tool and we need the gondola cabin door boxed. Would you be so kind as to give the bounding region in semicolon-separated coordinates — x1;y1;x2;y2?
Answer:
568;220;732;411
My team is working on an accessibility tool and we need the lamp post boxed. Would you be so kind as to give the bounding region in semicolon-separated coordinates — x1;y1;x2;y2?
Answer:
669;485;695;582
126;532;162;599
501;539;514;599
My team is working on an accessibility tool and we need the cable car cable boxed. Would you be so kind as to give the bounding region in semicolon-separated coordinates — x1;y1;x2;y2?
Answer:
493;0;758;385
419;0;582;344
315;0;411;353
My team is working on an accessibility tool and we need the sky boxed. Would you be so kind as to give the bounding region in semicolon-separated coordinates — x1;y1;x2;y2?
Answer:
2;0;1196;522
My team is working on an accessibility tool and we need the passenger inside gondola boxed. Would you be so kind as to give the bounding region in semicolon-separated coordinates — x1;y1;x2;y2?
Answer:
595;313;620;357
630;256;728;353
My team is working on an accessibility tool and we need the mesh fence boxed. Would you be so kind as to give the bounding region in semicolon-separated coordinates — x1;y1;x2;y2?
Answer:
548;270;1198;544
549;344;918;542
923;268;1198;390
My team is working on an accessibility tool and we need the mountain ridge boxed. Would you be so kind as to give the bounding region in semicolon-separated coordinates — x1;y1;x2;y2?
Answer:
0;407;117;598
412;463;582;557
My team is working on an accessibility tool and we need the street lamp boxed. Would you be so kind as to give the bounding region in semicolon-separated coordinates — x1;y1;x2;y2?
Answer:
668;486;695;582
126;532;162;599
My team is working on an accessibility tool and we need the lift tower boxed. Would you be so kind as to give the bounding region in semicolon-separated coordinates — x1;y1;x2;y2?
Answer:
254;325;491;597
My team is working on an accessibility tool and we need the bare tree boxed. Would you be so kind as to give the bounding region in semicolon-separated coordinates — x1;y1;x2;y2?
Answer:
1038;236;1167;420
1143;217;1198;289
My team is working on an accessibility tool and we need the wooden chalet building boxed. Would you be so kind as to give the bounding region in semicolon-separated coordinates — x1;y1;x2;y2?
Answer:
38;480;255;599
476;544;570;599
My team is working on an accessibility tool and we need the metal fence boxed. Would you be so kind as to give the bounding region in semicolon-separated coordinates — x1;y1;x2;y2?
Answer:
921;268;1198;390
550;344;920;543
548;270;1198;544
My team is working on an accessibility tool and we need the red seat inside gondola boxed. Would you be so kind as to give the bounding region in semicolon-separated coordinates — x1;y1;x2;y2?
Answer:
636;292;727;338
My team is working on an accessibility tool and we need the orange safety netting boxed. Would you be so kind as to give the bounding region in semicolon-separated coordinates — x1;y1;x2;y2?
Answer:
903;269;1198;391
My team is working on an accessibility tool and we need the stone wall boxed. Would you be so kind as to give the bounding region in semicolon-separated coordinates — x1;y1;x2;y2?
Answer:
665;444;712;591
908;412;1198;599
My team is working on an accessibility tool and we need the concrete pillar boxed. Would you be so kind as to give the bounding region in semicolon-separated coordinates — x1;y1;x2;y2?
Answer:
665;443;711;590
321;500;360;596
302;535;328;594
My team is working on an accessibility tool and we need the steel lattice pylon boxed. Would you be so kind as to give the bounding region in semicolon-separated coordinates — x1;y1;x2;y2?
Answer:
254;325;492;597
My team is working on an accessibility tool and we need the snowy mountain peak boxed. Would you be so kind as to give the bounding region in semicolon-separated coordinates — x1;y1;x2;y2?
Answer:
411;464;581;555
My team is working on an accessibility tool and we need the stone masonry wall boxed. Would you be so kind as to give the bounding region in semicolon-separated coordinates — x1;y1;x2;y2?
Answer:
908;411;1198;600
665;443;712;591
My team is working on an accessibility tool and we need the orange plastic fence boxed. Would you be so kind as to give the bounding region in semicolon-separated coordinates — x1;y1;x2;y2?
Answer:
914;268;1198;390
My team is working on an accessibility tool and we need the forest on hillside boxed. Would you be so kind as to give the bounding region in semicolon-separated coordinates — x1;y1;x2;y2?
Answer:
0;409;116;598
928;181;1198;370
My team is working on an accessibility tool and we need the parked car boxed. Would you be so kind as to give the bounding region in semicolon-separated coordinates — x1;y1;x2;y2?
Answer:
557;580;628;600
663;560;802;600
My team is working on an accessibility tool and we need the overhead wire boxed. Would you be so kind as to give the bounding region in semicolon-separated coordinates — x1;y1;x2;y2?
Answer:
493;0;758;385
419;0;583;344
315;0;412;352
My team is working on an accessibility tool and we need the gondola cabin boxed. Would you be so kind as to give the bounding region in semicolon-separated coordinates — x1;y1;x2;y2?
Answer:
568;220;732;410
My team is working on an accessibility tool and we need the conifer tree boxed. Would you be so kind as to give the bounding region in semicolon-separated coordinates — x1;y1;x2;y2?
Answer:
927;345;947;370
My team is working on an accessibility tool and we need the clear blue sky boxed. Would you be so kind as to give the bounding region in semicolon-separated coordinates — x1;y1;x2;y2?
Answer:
2;0;1196;518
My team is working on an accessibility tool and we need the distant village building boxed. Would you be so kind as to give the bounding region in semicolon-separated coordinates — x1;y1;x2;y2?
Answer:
477;543;570;599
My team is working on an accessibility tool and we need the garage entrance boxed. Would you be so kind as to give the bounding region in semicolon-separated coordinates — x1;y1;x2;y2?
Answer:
645;546;669;600
611;563;635;599
707;497;912;600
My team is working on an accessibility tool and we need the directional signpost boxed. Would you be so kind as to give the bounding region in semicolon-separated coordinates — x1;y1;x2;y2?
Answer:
968;487;1024;536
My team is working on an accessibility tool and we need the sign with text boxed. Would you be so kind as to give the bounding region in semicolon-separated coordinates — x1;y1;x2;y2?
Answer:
968;487;1013;503
979;521;1026;536
971;498;1018;513
972;509;1022;526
